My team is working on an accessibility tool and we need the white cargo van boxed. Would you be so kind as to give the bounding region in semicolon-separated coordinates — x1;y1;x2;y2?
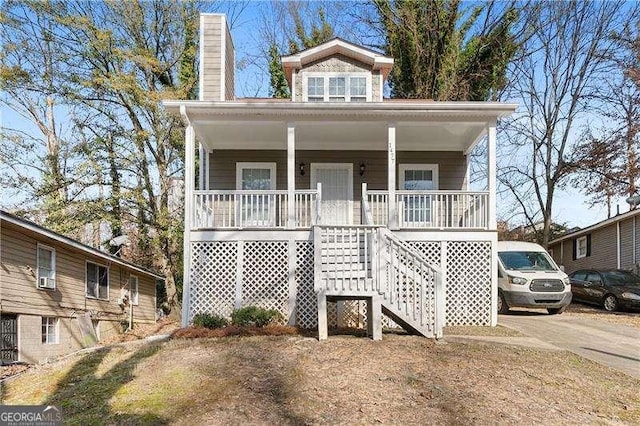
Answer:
497;241;572;315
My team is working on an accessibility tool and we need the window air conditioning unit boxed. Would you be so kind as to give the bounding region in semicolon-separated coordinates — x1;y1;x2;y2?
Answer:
39;277;55;289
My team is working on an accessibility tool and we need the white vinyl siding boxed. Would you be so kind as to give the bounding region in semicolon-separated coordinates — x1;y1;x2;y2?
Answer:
37;244;56;289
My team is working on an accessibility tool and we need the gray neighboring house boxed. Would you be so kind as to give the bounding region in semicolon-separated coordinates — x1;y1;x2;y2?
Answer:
548;209;640;274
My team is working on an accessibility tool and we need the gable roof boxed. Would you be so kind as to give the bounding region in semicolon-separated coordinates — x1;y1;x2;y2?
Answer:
280;38;394;87
0;210;164;279
548;208;640;246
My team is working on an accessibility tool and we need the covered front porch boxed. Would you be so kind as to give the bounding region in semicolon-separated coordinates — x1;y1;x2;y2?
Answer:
174;101;506;233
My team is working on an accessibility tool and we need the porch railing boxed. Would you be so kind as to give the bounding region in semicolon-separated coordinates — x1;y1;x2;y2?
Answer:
192;184;321;229
365;188;489;229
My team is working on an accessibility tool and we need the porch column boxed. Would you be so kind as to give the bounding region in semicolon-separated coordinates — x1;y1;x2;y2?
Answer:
388;122;398;230
287;123;296;229
487;121;498;326
181;123;195;327
487;122;497;230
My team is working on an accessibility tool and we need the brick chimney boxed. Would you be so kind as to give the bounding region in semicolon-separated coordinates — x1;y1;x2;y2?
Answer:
199;14;235;101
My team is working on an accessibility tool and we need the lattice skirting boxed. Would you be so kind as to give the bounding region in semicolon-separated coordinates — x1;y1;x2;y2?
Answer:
408;241;492;326
188;239;493;328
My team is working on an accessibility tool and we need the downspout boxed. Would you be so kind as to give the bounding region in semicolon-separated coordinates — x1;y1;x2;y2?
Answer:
617;221;621;269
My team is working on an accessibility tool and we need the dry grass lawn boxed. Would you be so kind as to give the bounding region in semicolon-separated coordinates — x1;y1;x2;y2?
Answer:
2;333;638;425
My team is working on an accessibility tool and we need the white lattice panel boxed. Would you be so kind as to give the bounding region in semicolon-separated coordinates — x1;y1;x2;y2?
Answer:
189;242;237;321
338;300;366;328
295;241;316;328
407;241;441;267
446;241;492;326
242;241;289;314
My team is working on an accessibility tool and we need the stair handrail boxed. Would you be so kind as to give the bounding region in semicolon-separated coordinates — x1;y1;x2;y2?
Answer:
363;183;444;337
362;183;375;226
378;227;445;338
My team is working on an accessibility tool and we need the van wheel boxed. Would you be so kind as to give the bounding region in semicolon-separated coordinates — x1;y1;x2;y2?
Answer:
498;292;509;314
548;306;566;315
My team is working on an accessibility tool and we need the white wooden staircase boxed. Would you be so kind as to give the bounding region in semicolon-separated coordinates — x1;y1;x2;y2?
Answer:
314;195;445;340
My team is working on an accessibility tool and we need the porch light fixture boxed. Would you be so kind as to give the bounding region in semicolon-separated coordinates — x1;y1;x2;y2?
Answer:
359;162;366;177
299;162;306;176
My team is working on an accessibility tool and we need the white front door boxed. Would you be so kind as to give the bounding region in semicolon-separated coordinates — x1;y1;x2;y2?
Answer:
311;163;353;225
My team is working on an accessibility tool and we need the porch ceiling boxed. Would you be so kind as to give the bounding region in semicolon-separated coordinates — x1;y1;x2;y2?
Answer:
164;100;517;152
193;121;485;151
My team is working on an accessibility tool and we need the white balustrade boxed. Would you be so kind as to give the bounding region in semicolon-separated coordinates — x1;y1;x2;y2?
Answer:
192;188;320;229
365;190;488;229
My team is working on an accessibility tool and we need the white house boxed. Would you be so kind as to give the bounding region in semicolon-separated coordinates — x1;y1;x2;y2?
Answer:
164;14;516;340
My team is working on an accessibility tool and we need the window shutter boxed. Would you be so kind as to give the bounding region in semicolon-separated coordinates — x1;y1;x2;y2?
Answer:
572;239;577;261
586;234;592;257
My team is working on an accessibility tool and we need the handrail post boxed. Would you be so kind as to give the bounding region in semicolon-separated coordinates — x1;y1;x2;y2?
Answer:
315;182;322;225
313;226;322;292
361;182;367;225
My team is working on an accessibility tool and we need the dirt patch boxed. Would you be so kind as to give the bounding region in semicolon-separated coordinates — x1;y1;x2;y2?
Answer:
3;334;638;424
565;303;640;329
100;318;180;345
0;364;30;381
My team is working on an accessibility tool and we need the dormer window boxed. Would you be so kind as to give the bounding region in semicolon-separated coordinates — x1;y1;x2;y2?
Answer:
329;77;345;102
350;77;366;101
304;74;370;102
308;77;324;102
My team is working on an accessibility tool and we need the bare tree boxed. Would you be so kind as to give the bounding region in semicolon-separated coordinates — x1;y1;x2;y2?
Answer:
569;76;639;216
499;0;637;247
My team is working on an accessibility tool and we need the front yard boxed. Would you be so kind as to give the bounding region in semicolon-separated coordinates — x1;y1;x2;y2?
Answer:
2;332;638;425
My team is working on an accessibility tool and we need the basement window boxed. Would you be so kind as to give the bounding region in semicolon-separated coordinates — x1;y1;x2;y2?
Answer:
42;317;59;344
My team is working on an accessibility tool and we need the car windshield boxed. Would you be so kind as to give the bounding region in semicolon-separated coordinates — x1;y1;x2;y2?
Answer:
498;251;557;271
601;271;640;286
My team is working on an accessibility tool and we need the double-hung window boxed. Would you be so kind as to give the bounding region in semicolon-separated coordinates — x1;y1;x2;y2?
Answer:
329;77;346;102
37;244;56;289
399;165;439;226
307;77;324;102
576;236;588;259
236;162;277;227
42;317;58;344
349;77;367;101
305;74;369;102
86;261;109;300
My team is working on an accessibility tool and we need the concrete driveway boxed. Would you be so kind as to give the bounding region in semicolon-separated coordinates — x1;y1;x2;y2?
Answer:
499;311;640;379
